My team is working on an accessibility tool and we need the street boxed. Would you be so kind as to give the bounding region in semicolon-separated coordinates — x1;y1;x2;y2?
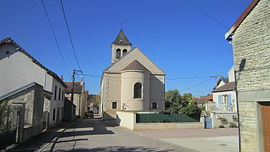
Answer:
11;119;196;152
135;128;239;152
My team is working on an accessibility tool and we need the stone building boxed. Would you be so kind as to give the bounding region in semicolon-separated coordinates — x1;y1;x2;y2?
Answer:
0;37;66;128
225;0;270;151
100;29;166;119
0;83;45;146
65;81;88;118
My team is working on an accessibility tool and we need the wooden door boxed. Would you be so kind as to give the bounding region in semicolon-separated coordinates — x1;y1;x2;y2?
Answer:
261;103;270;152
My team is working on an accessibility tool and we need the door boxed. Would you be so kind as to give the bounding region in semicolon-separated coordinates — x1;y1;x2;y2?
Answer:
205;117;212;129
261;102;270;152
56;107;60;124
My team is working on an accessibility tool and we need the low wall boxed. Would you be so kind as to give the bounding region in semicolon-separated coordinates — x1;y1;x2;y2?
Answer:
116;111;136;130
116;111;204;130
210;111;238;128
134;122;204;130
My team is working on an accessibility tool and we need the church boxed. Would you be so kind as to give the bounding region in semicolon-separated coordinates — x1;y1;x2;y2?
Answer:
100;29;166;119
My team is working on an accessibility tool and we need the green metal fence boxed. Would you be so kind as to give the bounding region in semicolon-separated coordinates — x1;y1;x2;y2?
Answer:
136;113;199;123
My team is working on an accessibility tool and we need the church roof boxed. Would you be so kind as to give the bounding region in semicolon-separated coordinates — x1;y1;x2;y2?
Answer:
122;60;149;71
112;29;132;46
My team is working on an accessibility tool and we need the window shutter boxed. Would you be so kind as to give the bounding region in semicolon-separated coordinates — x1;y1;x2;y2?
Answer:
228;95;232;105
218;95;222;104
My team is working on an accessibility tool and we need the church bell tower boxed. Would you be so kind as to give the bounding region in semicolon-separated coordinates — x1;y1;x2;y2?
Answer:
111;29;132;64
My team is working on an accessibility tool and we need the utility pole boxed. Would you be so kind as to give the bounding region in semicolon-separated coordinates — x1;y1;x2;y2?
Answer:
71;69;82;104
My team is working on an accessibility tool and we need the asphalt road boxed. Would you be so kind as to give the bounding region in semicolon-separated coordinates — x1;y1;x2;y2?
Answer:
11;119;196;152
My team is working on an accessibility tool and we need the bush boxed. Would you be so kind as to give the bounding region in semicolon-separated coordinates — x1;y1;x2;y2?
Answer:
218;125;225;128
159;110;171;114
229;122;238;128
220;117;228;125
180;103;202;120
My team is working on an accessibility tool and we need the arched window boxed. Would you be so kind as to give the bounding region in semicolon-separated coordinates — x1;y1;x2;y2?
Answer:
123;49;127;56
116;49;121;59
134;83;142;98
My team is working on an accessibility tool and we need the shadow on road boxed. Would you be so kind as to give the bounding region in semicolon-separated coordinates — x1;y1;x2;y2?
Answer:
10;119;116;152
57;146;175;152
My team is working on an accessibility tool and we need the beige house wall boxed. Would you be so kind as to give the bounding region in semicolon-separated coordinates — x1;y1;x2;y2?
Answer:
230;0;270;151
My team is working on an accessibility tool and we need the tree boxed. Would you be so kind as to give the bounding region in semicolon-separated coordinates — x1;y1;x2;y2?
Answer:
180;103;202;120
165;90;181;109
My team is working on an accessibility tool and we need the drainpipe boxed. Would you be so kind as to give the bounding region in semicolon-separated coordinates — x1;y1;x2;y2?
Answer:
234;67;241;152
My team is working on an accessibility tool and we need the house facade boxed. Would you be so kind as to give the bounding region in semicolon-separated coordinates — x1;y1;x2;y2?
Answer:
0;37;66;128
100;29;165;119
212;67;237;112
225;0;270;151
65;81;88;118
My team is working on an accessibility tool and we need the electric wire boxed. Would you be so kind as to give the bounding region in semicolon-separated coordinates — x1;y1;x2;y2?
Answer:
183;0;229;29
60;0;83;72
182;78;213;91
41;0;70;74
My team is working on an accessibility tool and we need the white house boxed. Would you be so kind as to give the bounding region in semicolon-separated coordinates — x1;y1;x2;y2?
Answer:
0;37;66;127
212;66;237;112
100;29;166;119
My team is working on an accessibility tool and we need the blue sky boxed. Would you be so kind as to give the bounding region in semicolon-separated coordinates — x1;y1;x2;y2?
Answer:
0;0;251;97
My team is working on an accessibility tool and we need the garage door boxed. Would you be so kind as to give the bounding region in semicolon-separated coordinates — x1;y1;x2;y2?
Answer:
261;102;270;152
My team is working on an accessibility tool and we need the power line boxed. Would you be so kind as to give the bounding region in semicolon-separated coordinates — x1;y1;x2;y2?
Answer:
41;0;70;74
183;0;229;29
82;73;218;81
60;0;83;72
182;78;213;91
167;76;211;80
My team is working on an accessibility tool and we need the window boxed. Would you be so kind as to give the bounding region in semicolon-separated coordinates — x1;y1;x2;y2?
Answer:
54;86;57;100
59;88;61;100
123;49;127;56
116;49;121;59
134;83;142;98
112;102;117;109
53;108;56;121
62;90;65;101
152;102;157;109
222;95;228;105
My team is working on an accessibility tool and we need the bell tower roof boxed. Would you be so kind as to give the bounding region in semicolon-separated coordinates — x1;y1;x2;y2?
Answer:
112;29;132;46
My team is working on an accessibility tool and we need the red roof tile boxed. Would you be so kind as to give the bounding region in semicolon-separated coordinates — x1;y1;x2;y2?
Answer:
65;82;82;94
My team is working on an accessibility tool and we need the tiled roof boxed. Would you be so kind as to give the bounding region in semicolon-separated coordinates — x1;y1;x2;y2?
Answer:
212;82;236;92
194;94;213;104
65;82;82;94
225;0;260;40
0;37;67;88
112;29;132;46
122;60;149;71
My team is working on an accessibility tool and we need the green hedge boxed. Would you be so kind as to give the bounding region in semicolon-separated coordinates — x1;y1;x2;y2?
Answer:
136;113;199;123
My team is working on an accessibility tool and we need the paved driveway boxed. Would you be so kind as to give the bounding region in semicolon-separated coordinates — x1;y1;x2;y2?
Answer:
134;128;239;152
11;119;196;152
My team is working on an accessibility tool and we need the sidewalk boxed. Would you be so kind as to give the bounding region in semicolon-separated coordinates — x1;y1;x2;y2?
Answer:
134;128;239;152
10;122;75;152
